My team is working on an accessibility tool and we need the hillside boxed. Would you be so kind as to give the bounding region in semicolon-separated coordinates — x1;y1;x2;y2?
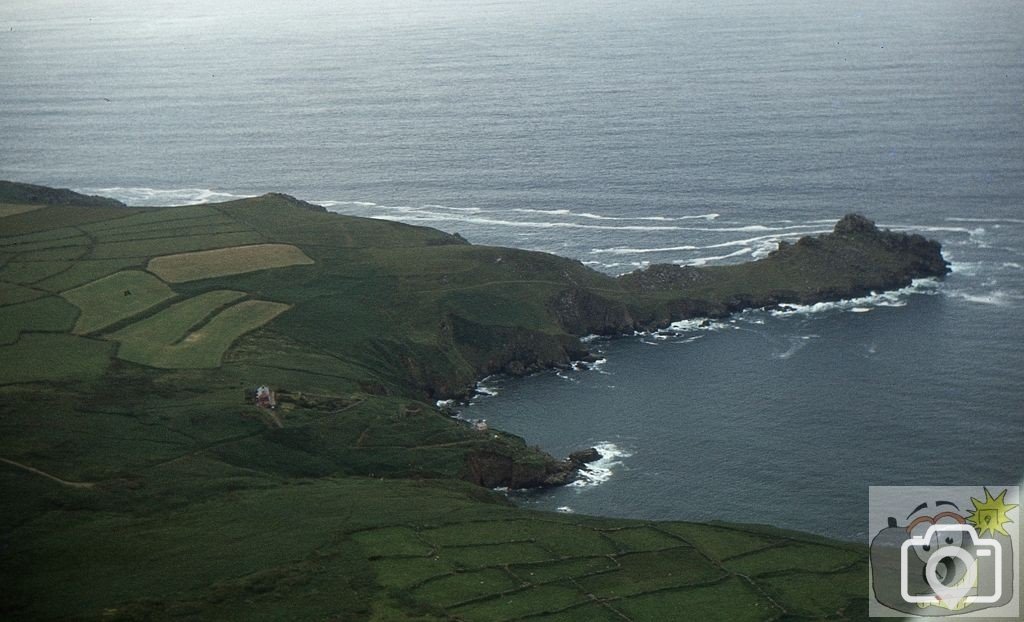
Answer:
0;182;947;620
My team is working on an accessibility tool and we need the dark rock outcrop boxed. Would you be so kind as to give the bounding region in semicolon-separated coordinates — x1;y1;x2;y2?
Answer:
463;450;578;488
569;448;601;465
832;213;878;235
0;180;127;208
548;288;635;336
463;445;607;489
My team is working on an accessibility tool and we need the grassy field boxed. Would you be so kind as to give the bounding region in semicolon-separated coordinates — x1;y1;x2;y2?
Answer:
36;258;145;292
148;243;315;282
63;270;177;334
116;299;290;368
109;290;246;361
0;333;113;384
0;184;939;621
0;259;75;285
1;476;867;621
0;296;79;344
0;281;47;305
89;231;266;259
0;225;89;249
0;203;44;218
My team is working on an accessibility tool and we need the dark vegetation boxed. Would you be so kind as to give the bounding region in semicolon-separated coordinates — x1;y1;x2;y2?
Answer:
0;182;947;620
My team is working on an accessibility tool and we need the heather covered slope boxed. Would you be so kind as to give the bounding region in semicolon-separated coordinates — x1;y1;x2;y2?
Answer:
0;182;947;620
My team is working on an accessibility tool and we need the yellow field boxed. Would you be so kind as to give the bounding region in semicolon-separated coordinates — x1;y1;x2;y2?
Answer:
62;270;177;334
147;243;315;283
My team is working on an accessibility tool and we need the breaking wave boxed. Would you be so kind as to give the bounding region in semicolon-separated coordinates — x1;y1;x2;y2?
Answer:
770;278;942;317
474;377;500;397
79;186;254;206
945;217;1024;225
674;247;753;266
946;289;1022;306
511;208;720;222
589;230;834;255
773;335;819;360
569;442;632;487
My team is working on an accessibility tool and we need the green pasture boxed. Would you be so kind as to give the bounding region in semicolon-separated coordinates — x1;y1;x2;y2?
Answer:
0;296;79;344
37;258;144;292
62;270;177;334
111;293;288;368
0;260;73;284
89;231;265;259
0;333;113;385
0;281;47;305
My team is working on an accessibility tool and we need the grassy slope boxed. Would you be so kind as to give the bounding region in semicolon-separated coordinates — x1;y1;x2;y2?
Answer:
0;185;944;621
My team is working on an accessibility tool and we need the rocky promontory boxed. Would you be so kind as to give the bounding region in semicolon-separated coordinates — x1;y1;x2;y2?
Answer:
441;214;949;396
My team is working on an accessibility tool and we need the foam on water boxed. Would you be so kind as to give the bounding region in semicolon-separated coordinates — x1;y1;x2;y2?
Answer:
664;318;730;332
590;230;834;255
513;208;720;222
360;212;690;231
569;442;632;488
773;335;819;360
949;261;985;276
80;186;254;206
321;201;841;235
770;278;941;317
674;247;752;266
474;377;500;397
946;289;1022;306
946;217;1024;225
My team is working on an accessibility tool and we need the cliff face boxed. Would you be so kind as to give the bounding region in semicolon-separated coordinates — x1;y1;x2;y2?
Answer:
566;214;948;332
443;215;949;487
445;214;949;396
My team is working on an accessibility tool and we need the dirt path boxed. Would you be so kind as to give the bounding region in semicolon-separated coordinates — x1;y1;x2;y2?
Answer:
0;457;96;489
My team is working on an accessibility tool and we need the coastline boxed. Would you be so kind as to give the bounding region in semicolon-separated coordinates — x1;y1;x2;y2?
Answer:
0;183;955;619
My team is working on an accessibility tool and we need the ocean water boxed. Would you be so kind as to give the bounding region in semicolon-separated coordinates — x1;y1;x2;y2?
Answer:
2;0;1022;540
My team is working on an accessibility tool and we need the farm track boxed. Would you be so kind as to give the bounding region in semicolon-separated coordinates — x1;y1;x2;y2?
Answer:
0;457;96;489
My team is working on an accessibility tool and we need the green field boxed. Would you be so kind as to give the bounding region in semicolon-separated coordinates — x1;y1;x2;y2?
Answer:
0;333;113;384
0;226;89;249
0;259;74;284
36;257;144;292
109;289;245;354
0;280;47;305
62;270;177;334
0;296;79;344
0;184;949;621
89;231;266;259
114;298;290;368
0;203;44;218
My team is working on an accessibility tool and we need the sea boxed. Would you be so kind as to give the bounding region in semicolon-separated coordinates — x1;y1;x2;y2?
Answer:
1;0;1021;541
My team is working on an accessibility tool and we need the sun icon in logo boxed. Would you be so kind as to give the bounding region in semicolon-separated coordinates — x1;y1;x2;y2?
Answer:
966;487;1018;537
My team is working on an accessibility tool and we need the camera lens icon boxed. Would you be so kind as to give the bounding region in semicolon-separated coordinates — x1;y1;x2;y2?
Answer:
900;524;1003;605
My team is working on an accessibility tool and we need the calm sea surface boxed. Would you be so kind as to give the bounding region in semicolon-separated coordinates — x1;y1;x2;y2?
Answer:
2;0;1022;540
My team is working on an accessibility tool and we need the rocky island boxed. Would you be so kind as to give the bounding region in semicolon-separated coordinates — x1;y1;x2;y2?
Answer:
0;181;947;620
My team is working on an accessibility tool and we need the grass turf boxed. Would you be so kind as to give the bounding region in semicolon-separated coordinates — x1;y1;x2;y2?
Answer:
62;270;177;334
